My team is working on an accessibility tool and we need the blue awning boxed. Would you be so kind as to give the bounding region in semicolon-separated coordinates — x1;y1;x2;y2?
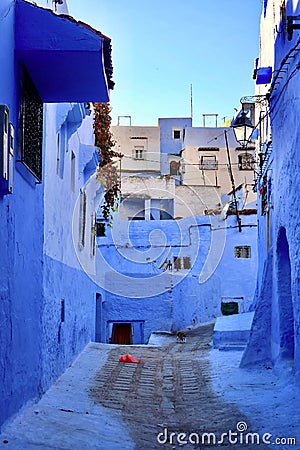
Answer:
15;0;114;102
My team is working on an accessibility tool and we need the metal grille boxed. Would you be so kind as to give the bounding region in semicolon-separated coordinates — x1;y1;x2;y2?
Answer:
200;155;218;170
234;246;251;258
238;153;254;170
20;67;43;182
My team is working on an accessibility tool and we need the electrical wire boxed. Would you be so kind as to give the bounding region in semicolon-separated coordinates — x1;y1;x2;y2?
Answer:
0;1;15;22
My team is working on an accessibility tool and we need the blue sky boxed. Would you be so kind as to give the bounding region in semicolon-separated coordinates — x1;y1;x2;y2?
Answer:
68;0;263;126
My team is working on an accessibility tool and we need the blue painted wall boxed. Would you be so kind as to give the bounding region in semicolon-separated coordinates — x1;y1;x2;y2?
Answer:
40;103;99;390
95;214;258;344
159;117;192;174
241;0;300;375
159;118;192;155
0;1;106;428
0;0;44;426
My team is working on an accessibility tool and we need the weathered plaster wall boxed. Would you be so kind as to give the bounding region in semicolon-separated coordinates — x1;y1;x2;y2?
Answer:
0;1;104;428
121;175;175;200
242;0;300;375
0;0;44;427
271;30;300;372
41;103;99;391
174;185;222;217
41;256;96;389
111;125;160;174
182;127;256;206
96;215;258;343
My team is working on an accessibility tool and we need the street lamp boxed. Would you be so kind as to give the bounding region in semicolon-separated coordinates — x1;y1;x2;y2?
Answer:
232;110;254;148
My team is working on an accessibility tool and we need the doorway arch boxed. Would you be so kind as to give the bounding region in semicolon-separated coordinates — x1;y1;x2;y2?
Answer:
276;227;294;361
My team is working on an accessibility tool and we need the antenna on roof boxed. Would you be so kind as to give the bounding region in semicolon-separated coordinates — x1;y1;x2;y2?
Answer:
190;84;193;120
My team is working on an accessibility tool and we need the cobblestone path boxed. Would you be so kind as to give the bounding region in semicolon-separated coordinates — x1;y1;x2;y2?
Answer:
90;325;267;450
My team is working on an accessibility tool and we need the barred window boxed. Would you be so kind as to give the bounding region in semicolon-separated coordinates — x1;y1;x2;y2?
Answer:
19;66;43;182
133;146;144;160
238;153;253;170
200;155;218;170
234;246;251;258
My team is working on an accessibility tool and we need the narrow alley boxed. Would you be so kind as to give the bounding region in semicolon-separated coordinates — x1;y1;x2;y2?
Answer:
0;324;279;450
89;324;250;449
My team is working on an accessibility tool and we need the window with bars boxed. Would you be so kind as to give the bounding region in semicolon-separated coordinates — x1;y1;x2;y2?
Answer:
19;66;43;182
234;246;251;258
200;155;218;170
238;153;253;170
133;146;144;160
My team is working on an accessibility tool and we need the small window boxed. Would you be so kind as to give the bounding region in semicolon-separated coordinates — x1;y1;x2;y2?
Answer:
173;256;191;270
133;146;144;160
96;221;106;237
19;66;43;182
183;257;191;269
170;161;180;175
200;155;218;170
173;129;181;139
234;246;251;258
221;301;239;316
61;299;65;323
238;153;253;171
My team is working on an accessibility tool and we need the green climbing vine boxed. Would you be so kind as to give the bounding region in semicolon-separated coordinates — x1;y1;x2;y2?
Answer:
93;102;123;222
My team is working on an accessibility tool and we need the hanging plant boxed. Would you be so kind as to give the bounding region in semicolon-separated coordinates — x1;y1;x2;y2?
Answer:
93;102;123;222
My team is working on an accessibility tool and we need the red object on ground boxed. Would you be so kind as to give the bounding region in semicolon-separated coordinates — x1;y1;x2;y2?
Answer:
119;353;141;363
